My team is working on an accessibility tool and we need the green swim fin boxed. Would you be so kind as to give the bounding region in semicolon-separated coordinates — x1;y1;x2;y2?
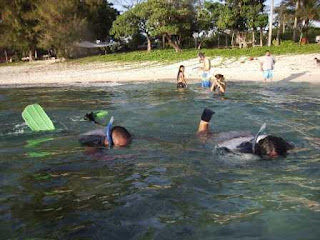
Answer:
22;104;55;131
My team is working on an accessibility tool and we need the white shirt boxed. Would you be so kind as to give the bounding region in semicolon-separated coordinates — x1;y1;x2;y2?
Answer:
260;56;275;71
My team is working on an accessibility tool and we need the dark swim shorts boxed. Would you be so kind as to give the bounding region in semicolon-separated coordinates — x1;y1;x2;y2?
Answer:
177;82;187;88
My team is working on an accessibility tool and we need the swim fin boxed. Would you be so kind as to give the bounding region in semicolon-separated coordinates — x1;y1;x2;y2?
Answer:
84;110;109;125
22;104;55;131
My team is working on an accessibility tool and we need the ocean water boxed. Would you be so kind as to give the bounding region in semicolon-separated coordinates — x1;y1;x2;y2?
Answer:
0;81;319;239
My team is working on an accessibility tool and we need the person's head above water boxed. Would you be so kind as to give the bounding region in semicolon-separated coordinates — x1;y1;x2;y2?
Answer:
255;135;293;157
110;126;132;147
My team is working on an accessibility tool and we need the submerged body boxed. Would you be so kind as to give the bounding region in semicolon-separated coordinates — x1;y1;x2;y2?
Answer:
198;109;294;158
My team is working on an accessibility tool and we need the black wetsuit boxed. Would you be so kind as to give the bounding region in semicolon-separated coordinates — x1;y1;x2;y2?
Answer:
79;129;106;147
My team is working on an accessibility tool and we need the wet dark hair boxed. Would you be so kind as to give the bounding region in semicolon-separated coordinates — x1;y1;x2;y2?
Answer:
111;126;131;140
198;52;205;58
177;65;185;81
255;135;293;157
215;74;224;79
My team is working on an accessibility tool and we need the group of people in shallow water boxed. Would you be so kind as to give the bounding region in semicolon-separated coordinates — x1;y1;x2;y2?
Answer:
80;51;293;159
176;52;226;95
80;108;294;159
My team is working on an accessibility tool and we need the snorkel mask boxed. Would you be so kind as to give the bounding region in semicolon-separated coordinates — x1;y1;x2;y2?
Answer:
105;116;114;148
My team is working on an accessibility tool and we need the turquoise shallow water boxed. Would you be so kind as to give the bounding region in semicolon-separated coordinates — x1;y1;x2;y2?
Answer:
0;81;319;239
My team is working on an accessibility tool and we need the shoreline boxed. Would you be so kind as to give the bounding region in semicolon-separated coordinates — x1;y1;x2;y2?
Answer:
0;53;319;88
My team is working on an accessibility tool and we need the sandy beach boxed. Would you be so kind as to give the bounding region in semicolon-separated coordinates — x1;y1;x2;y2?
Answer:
0;53;319;87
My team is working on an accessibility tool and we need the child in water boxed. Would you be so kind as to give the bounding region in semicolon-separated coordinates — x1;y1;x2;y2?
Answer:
211;74;226;95
177;65;188;89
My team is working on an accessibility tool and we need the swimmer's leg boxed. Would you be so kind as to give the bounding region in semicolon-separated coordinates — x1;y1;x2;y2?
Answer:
198;108;215;133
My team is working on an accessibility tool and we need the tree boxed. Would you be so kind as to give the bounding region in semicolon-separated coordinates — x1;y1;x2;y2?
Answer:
111;0;196;52
197;1;227;48
145;0;195;52
0;0;40;60
242;0;266;45
36;0;88;58
256;13;268;46
86;1;119;41
296;0;320;42
36;0;118;58
111;2;152;51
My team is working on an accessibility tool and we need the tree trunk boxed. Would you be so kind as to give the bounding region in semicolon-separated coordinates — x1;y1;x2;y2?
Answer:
162;34;165;49
292;0;299;41
147;37;151;52
231;31;235;47
217;33;220;47
252;30;255;45
29;50;33;61
268;0;274;46
276;5;283;45
197;41;202;49
260;28;263;46
4;49;8;63
225;34;228;47
34;49;38;60
165;34;181;52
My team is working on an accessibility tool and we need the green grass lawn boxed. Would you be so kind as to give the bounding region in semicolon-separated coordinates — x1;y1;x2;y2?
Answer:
74;43;320;64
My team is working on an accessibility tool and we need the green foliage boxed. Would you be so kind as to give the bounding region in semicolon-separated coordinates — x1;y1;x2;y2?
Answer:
0;0;118;59
74;43;320;64
0;0;40;56
36;0;88;58
110;9;140;38
111;0;196;52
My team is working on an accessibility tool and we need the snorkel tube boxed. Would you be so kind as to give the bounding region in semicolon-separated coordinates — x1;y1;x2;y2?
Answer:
105;116;114;148
252;123;266;153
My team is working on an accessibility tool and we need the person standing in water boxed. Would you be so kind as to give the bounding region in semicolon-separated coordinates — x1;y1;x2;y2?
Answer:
210;74;226;95
198;52;212;88
177;65;188;89
260;50;276;82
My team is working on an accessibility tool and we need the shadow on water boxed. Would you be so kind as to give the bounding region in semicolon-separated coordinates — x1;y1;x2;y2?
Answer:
0;81;320;239
279;71;308;83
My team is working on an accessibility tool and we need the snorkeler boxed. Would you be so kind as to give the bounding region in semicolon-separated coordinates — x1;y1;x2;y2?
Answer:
197;108;294;158
79;113;131;148
177;65;188;89
210;74;226;95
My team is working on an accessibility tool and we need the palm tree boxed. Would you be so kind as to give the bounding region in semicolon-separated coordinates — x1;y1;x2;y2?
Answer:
296;0;320;42
268;0;274;46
